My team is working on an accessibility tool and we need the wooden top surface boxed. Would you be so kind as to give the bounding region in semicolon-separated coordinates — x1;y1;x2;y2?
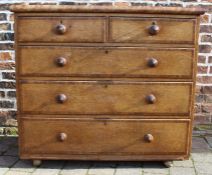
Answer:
10;5;205;15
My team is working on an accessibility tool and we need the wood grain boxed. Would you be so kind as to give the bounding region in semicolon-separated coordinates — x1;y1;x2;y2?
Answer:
20;118;189;157
18;46;194;79
110;17;196;44
20;81;192;115
12;5;203;162
10;5;205;15
17;17;106;42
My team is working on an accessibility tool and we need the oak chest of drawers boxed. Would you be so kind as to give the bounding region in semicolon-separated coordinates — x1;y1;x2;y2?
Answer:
11;5;204;166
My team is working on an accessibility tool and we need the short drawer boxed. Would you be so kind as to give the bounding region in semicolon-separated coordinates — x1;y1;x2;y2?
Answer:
17;17;105;42
20;118;189;157
109;17;196;44
19;46;194;79
20;81;192;115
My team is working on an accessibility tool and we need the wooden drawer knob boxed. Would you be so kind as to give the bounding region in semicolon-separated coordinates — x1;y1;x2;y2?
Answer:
146;94;156;104
58;132;67;142
147;58;158;68
56;24;67;34
55;57;67;67
144;134;154;142
56;94;67;103
149;22;160;35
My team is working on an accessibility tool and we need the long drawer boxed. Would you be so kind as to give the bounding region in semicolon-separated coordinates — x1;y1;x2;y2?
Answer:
19;81;192;115
109;17;196;44
18;46;194;79
17;17;105;42
20;118;189;157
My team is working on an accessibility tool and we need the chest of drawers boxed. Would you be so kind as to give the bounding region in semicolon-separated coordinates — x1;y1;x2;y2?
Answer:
11;5;204;167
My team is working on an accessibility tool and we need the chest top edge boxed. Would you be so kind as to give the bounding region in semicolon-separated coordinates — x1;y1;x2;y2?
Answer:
10;5;205;16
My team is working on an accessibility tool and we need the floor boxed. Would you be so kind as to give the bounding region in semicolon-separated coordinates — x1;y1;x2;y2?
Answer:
0;136;212;175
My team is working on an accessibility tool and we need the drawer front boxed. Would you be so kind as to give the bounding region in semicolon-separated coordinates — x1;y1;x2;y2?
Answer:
110;17;196;44
20;82;192;115
19;47;194;79
20;118;189;156
17;17;105;42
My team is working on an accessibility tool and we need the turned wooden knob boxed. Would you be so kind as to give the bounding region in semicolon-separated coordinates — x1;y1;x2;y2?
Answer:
148;22;160;35
144;134;154;142
56;94;67;103
58;132;67;142
147;58;158;68
146;94;156;104
56;24;67;34
55;57;67;67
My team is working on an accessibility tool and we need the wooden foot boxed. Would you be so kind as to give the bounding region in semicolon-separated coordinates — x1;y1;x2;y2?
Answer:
163;161;173;168
32;160;42;167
